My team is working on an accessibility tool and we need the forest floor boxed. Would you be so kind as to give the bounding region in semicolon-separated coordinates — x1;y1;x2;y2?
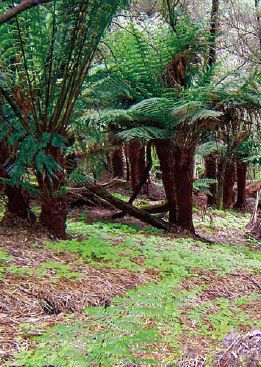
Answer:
0;194;260;366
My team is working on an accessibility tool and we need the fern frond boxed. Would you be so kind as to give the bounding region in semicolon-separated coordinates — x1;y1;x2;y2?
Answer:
117;126;169;142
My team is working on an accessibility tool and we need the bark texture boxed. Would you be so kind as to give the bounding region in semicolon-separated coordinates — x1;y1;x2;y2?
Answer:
205;155;217;207
155;139;177;224
38;146;67;239
0;146;35;224
40;200;68;239
3;186;36;224
128;140;146;192
235;161;248;209
173;147;195;233
111;147;124;178
208;0;219;66
223;161;236;209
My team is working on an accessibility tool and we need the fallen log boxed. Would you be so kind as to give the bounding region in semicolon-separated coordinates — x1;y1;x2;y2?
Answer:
67;187;113;209
101;178;127;188
141;201;169;214
82;182;175;232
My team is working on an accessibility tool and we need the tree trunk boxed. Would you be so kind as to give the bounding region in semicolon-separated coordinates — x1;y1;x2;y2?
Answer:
234;161;247;209
223;161;236;209
0;148;35;224
2;186;36;224
40;199;67;239
111;147;124;178
155;139;177;224
173;147;195;233
37;146;67;239
128;140;146;192
205;155;217;207
124;145;130;181
216;157;226;210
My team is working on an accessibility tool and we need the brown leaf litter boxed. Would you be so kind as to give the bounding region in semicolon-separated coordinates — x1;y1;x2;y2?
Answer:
0;226;148;363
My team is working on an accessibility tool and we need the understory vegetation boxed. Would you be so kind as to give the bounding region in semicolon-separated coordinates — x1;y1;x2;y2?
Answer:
0;0;260;366
0;207;260;366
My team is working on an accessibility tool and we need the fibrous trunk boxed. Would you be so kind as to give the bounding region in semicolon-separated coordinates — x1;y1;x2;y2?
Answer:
216;157;226;210
173;147;195;233
3;186;36;224
235;161;247;209
0;149;35;224
111;147;124;178
205;155;217;207
223;161;236;209
155;139;177;224
40;199;67;239
38;147;67;239
128;140;146;192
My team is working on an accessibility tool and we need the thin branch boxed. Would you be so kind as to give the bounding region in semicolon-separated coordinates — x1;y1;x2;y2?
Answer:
0;0;52;25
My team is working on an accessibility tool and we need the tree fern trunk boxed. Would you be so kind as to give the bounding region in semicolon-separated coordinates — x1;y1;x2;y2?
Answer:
2;186;36;225
234;161;247;209
205;154;217;207
223;161;236;209
37;146;67;239
0;149;35;225
128;140;146;193
155;140;177;225
173;147;195;233
40;199;67;239
111;147;124;178
216;157;226;210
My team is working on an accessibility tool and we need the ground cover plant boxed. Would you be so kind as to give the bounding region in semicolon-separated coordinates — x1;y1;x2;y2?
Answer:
0;0;260;366
0;209;260;366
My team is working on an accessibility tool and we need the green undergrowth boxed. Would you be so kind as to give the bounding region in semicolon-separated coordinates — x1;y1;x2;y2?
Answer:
45;221;260;275
194;209;250;231
6;213;261;367
9;279;260;367
188;295;260;341
0;247;12;279
6;261;82;281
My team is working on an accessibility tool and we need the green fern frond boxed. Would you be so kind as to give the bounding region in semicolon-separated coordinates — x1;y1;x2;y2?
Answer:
117;126;169;142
